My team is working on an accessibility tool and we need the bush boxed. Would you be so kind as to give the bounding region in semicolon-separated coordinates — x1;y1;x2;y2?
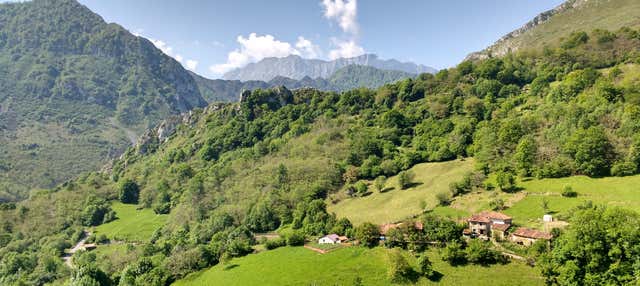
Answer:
286;231;305;246
436;192;451;206
489;198;505;210
441;241;466;265
465;240;500;265
417;253;435;278
611;161;637;177
265;238;286;250
387;249;412;283
561;185;578;198
118;179;139;204
398;171;415;190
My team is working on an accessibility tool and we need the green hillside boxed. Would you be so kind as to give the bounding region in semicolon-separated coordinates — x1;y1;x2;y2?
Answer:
3;21;640;286
0;0;207;200
474;0;640;58
174;247;543;286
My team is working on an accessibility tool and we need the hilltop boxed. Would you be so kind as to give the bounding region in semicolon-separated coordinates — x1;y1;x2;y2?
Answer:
468;0;640;59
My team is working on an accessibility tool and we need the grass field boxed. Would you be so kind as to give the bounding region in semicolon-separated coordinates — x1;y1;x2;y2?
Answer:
173;246;543;286
328;159;475;225
436;174;640;228
92;202;168;242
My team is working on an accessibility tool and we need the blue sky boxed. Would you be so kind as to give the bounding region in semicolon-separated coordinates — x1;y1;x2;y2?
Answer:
76;0;565;78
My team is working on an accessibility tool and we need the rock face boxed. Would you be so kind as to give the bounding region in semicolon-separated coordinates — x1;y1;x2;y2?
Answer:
222;54;437;82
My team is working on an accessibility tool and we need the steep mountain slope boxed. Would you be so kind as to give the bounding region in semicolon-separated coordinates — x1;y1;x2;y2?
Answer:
223;54;436;82
3;26;640;285
193;65;415;102
0;0;207;200
468;0;640;59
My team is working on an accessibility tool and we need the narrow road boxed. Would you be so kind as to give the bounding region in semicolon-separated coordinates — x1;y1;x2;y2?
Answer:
62;230;91;268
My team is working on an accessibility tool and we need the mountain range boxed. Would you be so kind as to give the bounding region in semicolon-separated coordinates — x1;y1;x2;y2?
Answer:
222;54;437;82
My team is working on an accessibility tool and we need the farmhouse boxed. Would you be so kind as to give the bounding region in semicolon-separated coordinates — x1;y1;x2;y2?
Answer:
318;234;347;244
466;211;512;240
510;228;553;246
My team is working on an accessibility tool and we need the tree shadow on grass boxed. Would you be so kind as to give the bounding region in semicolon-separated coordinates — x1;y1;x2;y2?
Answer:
360;191;373;197
223;264;239;271
502;186;525;194
427;271;444;282
405;182;424;189
380;187;395;193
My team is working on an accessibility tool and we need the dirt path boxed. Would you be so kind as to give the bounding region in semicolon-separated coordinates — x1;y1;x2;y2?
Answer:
62;230;91;268
303;245;328;254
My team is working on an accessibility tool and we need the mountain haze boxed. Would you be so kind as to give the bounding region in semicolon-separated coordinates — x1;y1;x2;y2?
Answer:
223;54;436;82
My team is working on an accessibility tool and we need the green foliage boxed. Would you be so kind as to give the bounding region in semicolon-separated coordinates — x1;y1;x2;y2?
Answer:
464;240;500;265
118;179;139;204
355;222;380;248
417;253;435;278
441;241;466;266
398;171;415;190
386;249;412;283
561;185;578;198
539;206;640;285
562;31;589;49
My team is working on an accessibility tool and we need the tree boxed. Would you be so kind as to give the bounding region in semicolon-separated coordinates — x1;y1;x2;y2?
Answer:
387;249;412;283
489;198;505;211
441;241;466;266
565;126;612;177
495;170;516;192
541;198;550;214
119;179;139;204
561;185;577;198
355;222;380;248
417;254;434;278
465;240;499;265
436;192;451;206
539;206;640;285
354;181;368;195
374;176;386;192
514;136;536;177
398;171;415;190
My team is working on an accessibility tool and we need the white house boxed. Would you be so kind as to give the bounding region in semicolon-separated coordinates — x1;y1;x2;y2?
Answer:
318;234;347;244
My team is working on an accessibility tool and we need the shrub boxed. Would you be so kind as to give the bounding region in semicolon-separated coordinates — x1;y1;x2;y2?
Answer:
436;192;451;206
417;253;435;278
398;171;415;190
489;198;505;210
465;240;499;265
441;241;466;265
611;161;637;177
118;179;139;204
387;249;412;283
561;185;578;198
265;238;286;250
286;231;305;246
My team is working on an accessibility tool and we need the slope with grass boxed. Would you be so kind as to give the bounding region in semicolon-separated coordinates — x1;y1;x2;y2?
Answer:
92;202;168;242
173;246;543;286
471;0;640;58
328;159;474;225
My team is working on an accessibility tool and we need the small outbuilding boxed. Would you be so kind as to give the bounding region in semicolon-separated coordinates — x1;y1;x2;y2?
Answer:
510;228;553;246
318;234;347;244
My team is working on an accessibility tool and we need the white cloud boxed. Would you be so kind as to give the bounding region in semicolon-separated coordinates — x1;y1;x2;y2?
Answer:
210;33;321;75
321;0;358;35
149;38;199;72
328;39;365;60
296;36;322;59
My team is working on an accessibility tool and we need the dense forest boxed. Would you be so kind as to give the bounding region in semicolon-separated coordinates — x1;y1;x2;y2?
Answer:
1;26;640;285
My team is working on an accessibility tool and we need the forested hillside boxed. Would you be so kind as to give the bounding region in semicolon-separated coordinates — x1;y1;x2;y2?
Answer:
0;0;207;199
191;65;415;103
2;25;640;285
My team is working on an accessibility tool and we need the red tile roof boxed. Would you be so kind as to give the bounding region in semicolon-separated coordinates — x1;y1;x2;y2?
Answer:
512;228;553;240
491;223;510;232
469;211;512;223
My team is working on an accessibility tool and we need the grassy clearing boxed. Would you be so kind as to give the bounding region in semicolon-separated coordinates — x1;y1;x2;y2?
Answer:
328;159;474;225
173;246;543;286
93;202;168;242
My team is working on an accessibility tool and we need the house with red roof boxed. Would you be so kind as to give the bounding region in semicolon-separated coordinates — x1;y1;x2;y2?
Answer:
466;211;512;240
510;228;553;246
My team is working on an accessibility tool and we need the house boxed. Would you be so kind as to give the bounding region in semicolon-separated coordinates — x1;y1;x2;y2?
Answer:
379;221;424;240
466;211;512;240
318;234;347;244
510;228;553;246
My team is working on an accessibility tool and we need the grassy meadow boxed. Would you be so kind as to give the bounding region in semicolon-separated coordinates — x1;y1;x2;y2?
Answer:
92;202;168;242
327;159;474;225
173;246;543;286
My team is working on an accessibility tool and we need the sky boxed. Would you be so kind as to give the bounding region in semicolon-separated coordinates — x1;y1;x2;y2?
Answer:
76;0;566;78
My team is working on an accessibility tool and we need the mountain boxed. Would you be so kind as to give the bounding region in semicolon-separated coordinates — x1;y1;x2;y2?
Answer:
0;0;207;200
222;54;436;82
468;0;640;60
193;65;415;102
